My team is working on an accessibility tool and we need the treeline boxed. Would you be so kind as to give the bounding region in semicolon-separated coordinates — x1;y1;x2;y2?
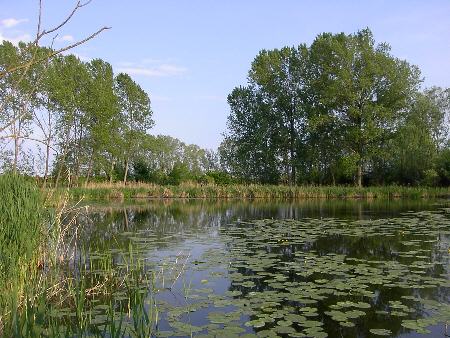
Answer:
106;134;224;185
220;29;450;187
0;41;222;186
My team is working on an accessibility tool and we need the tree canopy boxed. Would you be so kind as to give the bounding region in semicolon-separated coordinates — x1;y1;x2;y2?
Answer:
222;29;449;186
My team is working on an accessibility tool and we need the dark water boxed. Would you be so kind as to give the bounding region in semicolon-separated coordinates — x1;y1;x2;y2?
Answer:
72;198;450;337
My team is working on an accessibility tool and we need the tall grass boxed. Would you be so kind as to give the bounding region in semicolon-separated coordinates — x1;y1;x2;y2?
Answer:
0;174;48;325
0;174;191;337
1;243;184;337
55;182;450;201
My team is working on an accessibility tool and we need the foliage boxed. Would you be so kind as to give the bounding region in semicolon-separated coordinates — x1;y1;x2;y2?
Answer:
222;28;449;187
435;147;450;185
0;42;219;187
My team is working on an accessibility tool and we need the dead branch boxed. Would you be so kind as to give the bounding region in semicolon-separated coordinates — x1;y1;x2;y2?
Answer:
0;26;111;79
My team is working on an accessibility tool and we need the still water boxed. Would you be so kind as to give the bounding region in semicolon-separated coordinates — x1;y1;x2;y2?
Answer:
72;198;450;337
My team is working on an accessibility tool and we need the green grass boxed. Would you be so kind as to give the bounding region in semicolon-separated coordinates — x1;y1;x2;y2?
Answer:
53;182;450;201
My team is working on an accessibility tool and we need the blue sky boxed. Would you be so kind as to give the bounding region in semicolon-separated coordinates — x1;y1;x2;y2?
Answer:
1;0;449;149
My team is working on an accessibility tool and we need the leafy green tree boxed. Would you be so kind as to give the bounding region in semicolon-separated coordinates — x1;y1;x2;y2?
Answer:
0;42;37;173
224;86;280;183
224;46;310;184
46;54;91;186
83;59;120;185
167;161;192;185
248;46;309;184
114;73;153;184
308;28;421;186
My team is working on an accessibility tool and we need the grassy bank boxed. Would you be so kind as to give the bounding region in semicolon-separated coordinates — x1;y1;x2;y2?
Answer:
54;182;450;201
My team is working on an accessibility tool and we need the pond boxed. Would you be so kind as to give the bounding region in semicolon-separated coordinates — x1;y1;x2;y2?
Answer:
67;198;450;337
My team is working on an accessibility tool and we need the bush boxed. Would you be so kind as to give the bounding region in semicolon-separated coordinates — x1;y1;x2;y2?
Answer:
206;171;233;185
421;169;439;187
167;162;192;185
436;148;450;186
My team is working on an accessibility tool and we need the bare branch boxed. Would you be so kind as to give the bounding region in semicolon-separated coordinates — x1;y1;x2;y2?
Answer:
36;0;43;44
34;1;81;43
0;26;110;79
0;134;59;153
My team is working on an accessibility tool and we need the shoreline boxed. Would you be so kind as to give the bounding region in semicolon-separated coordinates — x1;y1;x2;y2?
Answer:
48;183;450;201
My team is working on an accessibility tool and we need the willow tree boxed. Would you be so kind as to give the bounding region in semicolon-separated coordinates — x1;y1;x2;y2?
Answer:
114;73;153;184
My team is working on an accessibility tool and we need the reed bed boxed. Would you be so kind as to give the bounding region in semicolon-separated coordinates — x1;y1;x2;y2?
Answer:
55;182;450;201
0;174;184;337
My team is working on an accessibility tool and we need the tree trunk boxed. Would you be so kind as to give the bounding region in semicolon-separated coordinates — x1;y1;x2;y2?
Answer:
43;138;51;188
356;161;363;187
289;117;296;185
55;131;71;188
109;160;115;184
13;132;19;174
123;158;129;184
84;153;94;187
74;122;83;186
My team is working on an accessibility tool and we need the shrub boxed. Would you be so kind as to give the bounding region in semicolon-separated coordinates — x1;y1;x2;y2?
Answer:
436;148;450;186
422;169;439;187
206;171;233;185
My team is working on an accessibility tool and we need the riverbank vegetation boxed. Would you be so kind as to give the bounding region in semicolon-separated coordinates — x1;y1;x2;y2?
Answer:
1;28;449;189
221;29;450;187
59;182;450;201
0;174;185;337
0;1;449;335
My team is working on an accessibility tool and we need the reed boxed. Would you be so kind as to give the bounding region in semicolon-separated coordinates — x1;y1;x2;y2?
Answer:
0;174;48;328
0;174;192;337
54;182;450;201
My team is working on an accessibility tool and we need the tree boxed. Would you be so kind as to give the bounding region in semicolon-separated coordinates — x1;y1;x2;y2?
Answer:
0;0;110;184
46;54;91;186
224;46;310;184
308;28;421;186
248;46;309;184
114;73;154;183
222;29;429;186
224;86;280;183
83;59;120;186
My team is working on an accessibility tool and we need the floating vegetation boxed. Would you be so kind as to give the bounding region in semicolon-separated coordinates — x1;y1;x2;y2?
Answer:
189;208;450;337
3;202;449;337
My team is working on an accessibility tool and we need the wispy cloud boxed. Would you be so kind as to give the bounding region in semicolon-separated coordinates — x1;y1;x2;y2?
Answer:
117;58;187;78
118;64;187;77
59;34;74;42
1;18;28;28
0;32;31;45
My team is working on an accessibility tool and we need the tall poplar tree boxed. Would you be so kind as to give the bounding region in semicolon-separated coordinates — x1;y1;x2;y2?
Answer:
114;73;153;183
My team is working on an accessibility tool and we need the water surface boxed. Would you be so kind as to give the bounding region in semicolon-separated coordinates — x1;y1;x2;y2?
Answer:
71;198;450;337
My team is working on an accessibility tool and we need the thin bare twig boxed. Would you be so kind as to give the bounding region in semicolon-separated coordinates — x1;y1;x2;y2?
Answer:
0;26;110;79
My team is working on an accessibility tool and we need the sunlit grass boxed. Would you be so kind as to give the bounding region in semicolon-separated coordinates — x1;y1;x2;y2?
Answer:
55;182;450;201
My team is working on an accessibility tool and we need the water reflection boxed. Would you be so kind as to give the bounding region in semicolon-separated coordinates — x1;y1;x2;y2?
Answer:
68;198;449;337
